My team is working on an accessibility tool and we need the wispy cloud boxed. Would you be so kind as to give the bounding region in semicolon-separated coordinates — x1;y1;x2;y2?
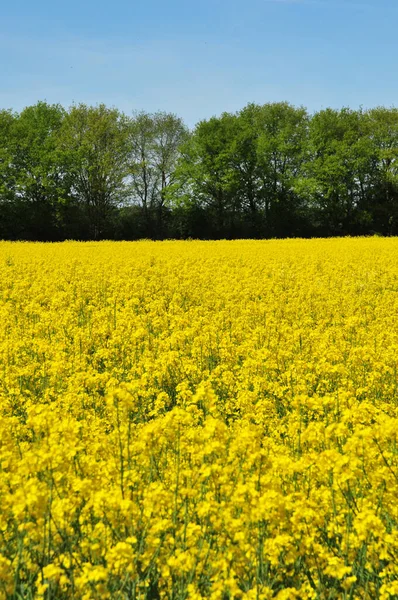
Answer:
262;0;376;8
263;0;311;3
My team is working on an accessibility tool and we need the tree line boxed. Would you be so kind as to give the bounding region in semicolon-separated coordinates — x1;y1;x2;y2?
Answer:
1;101;398;240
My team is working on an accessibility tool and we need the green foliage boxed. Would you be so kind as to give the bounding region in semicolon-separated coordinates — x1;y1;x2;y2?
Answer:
57;103;131;239
128;111;188;237
0;102;66;239
1;100;398;239
173;103;309;237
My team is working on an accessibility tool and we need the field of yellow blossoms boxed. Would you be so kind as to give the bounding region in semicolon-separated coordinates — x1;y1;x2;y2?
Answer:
1;238;398;600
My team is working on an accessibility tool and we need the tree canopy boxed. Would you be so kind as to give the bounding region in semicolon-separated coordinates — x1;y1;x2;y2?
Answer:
1;101;398;240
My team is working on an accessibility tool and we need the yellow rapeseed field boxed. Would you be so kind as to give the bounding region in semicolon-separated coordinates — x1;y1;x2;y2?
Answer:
1;238;398;600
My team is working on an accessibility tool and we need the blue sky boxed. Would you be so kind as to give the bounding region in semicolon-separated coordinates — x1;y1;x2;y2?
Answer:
1;0;397;126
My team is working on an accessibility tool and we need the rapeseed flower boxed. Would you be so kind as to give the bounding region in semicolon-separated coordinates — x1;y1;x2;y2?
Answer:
0;238;398;598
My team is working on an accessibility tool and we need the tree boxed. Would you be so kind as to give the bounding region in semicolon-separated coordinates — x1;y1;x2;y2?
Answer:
0;109;16;201
0;109;18;239
298;108;375;235
173;103;309;238
365;107;398;234
173;113;241;238
236;102;309;235
152;112;189;235
0;102;66;239
224;104;263;234
128;111;188;237
58;104;131;239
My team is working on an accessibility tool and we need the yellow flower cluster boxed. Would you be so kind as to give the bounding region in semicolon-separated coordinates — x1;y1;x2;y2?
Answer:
1;238;398;599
